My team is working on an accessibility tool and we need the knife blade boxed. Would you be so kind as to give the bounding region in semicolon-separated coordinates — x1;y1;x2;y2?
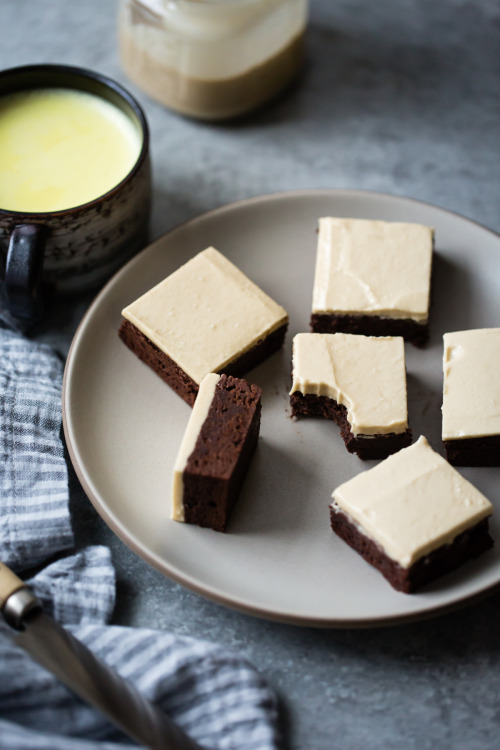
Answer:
0;561;205;750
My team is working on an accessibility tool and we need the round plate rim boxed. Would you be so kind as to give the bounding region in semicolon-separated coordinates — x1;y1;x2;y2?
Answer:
62;187;500;629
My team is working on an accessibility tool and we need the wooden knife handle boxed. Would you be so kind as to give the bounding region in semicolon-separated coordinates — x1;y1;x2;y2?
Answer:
0;562;26;608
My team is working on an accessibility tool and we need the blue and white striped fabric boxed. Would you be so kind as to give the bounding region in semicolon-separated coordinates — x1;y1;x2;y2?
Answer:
0;325;72;570
0;307;281;750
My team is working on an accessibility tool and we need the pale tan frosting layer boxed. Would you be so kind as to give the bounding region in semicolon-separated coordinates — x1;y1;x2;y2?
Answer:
290;332;408;436
171;373;221;522
442;328;500;440
312;217;434;321
122;246;288;384
331;436;493;568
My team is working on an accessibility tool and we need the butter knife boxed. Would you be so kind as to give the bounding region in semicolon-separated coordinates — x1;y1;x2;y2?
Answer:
0;561;205;750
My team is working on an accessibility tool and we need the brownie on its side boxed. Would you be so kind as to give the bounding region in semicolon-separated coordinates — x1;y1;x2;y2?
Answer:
289;332;412;460
442;328;500;466
119;246;288;406
171;373;262;532
310;217;434;345
330;436;494;593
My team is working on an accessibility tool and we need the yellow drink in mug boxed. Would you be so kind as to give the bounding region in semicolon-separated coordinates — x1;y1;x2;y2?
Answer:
0;88;143;213
0;65;151;325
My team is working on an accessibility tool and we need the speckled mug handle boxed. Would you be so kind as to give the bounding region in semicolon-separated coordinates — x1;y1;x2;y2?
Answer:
5;224;47;325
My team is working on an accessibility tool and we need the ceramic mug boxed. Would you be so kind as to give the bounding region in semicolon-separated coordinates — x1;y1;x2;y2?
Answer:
0;64;151;324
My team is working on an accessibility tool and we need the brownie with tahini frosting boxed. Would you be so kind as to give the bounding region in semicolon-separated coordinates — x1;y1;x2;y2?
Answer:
171;373;262;532
442;328;500;466
119;246;288;405
330;436;494;593
290;332;412;460
310;217;434;345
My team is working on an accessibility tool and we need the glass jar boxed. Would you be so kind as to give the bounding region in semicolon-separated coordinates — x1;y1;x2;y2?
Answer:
118;0;308;121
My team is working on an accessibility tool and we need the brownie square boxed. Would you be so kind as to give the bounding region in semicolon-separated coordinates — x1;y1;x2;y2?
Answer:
310;218;434;345
330;436;494;593
119;246;288;405
442;328;500;466
290;332;412;460
172;373;262;531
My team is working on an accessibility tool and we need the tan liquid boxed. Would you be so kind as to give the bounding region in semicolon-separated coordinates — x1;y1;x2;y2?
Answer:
0;88;142;213
120;29;304;121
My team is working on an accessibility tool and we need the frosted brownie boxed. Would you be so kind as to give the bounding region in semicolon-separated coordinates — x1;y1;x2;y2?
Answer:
330;436;494;593
171;373;262;531
442;328;500;466
119;246;288;405
310;217;434;345
289;332;412;460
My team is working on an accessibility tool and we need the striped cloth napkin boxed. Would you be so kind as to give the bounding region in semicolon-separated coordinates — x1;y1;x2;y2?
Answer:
0;301;281;750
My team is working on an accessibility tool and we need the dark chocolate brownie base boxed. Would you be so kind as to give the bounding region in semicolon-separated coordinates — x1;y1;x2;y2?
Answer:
444;436;500;467
119;318;287;406
182;375;262;532
119;319;199;405
310;313;429;346
290;391;412;460
330;507;493;593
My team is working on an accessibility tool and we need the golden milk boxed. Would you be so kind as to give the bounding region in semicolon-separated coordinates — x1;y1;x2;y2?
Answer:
0;88;142;213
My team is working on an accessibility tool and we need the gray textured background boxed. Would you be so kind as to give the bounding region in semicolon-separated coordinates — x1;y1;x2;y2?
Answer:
1;1;500;748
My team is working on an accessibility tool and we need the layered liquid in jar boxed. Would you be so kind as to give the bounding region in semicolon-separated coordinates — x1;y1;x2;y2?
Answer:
119;0;308;120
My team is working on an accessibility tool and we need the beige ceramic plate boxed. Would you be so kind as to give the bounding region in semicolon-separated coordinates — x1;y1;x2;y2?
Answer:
63;189;500;627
